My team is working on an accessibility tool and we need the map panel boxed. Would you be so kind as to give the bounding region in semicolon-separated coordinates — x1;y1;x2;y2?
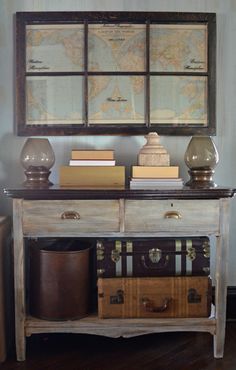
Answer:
88;76;145;124
150;76;207;125
26;24;84;72
88;24;146;71
150;24;207;72
26;76;84;125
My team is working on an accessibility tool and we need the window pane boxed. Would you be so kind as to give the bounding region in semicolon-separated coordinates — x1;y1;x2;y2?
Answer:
88;76;145;124
26;24;84;72
150;24;207;72
88;24;146;72
150;76;207;125
26;76;84;125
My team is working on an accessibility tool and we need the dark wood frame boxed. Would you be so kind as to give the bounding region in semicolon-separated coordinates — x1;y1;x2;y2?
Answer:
15;11;216;136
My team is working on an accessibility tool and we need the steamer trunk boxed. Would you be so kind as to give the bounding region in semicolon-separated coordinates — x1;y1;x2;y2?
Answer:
96;237;210;278
98;276;212;319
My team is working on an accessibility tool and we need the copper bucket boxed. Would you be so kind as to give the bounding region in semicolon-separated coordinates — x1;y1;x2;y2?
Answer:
29;239;91;320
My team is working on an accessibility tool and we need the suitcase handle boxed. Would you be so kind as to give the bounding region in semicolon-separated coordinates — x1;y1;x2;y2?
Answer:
61;211;80;220
141;255;169;269
142;297;171;312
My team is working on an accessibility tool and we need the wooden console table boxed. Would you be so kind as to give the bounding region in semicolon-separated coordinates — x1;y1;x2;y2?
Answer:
4;186;235;361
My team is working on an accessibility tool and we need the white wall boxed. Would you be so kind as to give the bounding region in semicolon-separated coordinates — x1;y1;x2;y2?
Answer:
0;0;236;283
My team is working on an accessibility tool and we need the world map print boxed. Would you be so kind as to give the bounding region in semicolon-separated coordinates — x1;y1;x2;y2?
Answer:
87;24;146;123
25;23;208;126
26;24;84;72
88;76;145;124
150;24;207;72
150;76;207;125
26;76;83;125
88;24;146;72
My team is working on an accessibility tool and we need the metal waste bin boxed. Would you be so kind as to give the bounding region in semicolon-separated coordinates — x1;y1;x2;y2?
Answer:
29;239;91;320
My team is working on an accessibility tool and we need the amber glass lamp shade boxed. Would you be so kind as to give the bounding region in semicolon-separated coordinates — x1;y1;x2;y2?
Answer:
20;138;55;186
184;136;219;188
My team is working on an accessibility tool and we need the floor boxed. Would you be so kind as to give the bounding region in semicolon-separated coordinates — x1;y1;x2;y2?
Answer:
1;322;236;370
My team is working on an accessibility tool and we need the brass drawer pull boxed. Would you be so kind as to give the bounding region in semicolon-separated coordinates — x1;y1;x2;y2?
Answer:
164;211;182;219
61;211;80;220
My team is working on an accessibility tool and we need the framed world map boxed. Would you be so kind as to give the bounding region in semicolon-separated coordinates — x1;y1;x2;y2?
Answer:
15;11;216;136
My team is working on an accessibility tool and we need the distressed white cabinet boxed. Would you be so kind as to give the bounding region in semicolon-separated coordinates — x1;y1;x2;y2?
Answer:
4;186;235;361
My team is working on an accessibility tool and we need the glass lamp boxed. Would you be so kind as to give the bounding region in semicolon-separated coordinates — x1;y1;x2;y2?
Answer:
184;136;219;188
20;138;55;186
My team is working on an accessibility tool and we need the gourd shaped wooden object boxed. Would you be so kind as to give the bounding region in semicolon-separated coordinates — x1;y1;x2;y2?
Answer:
138;132;170;166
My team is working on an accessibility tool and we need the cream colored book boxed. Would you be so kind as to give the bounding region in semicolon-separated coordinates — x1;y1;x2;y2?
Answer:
69;159;115;166
60;166;125;187
132;166;179;178
71;149;114;160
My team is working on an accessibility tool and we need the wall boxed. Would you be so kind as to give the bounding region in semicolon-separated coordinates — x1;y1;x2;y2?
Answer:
0;0;236;283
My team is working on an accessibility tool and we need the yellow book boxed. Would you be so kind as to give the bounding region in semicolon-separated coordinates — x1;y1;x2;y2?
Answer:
71;149;114;160
59;166;125;187
132;166;179;178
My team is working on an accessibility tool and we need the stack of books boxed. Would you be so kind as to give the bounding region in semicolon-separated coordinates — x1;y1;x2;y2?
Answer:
130;166;183;189
69;149;116;166
59;149;125;188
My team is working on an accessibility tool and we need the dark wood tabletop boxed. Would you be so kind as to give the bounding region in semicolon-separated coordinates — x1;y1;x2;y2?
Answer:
3;185;236;200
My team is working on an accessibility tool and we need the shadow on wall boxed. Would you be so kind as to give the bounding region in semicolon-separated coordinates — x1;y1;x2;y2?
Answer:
0;134;143;192
50;135;144;185
0;133;26;214
106;136;144;183
49;134;188;185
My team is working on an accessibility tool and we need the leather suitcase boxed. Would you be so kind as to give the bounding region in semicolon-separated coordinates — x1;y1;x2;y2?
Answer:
97;276;212;319
96;237;210;278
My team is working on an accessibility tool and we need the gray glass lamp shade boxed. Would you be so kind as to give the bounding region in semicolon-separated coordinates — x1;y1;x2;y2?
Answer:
20;138;55;186
184;136;219;170
184;136;219;188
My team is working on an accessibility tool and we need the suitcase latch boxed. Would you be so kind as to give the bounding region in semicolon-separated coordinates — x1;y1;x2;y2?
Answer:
97;241;105;261
97;269;105;277
187;247;196;261
149;248;162;263
110;289;124;304
111;248;121;263
203;241;210;258
188;288;201;303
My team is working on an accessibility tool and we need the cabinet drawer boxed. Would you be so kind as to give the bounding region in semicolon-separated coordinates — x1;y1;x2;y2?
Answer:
22;200;120;236
125;200;219;233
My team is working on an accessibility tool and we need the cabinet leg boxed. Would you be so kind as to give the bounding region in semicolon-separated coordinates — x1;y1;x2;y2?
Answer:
16;334;26;361
213;199;230;359
213;331;225;359
13;199;26;361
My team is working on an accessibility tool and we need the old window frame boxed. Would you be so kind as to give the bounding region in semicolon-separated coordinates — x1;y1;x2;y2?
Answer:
15;11;216;136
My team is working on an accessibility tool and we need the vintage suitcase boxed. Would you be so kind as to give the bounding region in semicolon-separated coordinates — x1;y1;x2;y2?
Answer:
96;237;210;278
97;276;212;319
